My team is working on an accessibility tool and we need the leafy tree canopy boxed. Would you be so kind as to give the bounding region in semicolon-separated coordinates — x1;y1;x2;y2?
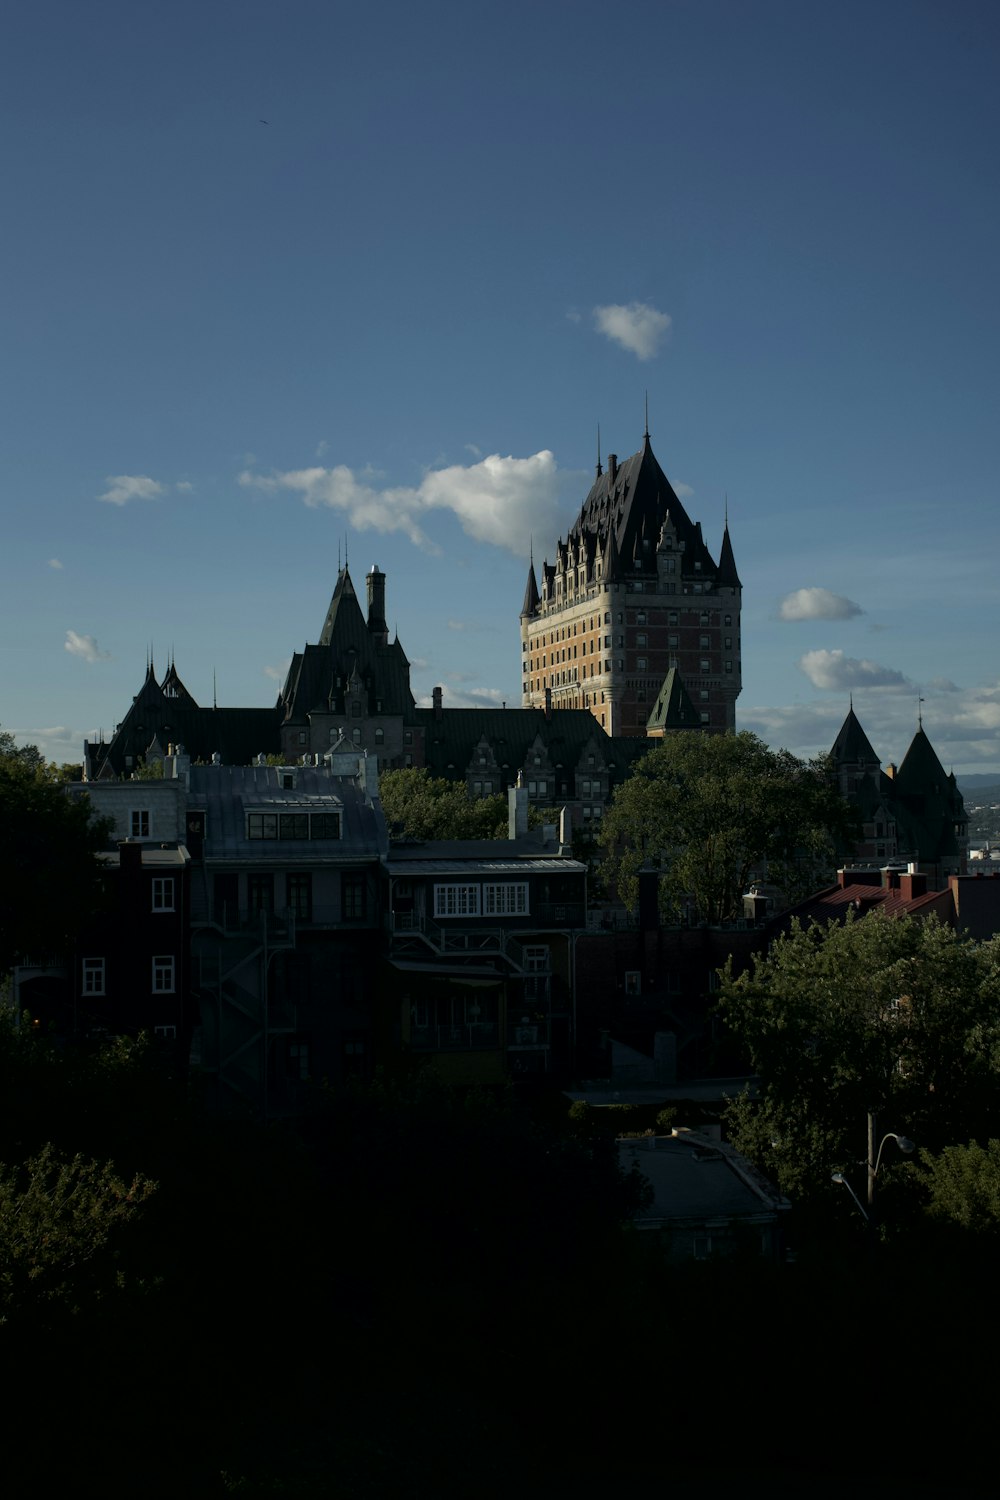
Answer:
0;728;110;972
600;731;856;924
379;767;510;839
720;911;1000;1208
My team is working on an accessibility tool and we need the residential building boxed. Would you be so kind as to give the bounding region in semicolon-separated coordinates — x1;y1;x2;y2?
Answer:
519;430;741;736
381;784;587;1083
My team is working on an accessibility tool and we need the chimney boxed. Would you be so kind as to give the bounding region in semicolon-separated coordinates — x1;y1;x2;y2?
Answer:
608;453;618;484
366;564;388;643
886;762;897;779
544;686;552;720
432;685;443;721
117;839;143;873
508;774;529;840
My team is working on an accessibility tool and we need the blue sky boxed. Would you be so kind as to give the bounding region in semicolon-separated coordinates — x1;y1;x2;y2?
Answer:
3;0;999;776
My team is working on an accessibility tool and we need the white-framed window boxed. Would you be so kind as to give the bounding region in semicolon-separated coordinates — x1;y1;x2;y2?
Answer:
130;809;150;838
152;877;175;912
483;882;529;916
434;884;481;918
152;955;175;993
83;957;105;996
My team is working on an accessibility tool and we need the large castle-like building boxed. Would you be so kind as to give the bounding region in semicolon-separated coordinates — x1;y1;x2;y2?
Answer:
519;430;741;737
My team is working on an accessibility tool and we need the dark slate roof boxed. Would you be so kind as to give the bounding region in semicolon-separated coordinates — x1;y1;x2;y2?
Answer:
831;707;879;766
893;726;965;860
87;667;281;778
646;667;699;732
187;763;384;861
414;706;647;790
521;561;540;617
555;433;721;589
716;521;741;589
281;565;415;723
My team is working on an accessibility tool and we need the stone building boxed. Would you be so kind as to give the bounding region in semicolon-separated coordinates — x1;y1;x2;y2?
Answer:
519;430;741;737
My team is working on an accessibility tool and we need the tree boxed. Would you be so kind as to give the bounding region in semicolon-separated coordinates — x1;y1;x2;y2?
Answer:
719;912;1000;1208
921;1139;1000;1234
599;731;856;924
379;768;509;839
0;730;110;973
0;1144;156;1323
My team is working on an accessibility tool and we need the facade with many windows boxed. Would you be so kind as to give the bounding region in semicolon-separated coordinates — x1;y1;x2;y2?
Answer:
519;432;742;738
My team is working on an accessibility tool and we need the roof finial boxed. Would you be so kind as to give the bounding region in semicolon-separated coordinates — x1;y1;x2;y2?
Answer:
644;391;649;439
595;425;602;478
345;531;349;569
530;534;534;566
918;693;924;728
849;691;853;712
338;538;341;571
213;668;218;710
724;492;729;528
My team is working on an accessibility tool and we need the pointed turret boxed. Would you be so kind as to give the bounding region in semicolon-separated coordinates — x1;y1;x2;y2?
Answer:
645;668;699;735
521;559;540;618
717;519;741;589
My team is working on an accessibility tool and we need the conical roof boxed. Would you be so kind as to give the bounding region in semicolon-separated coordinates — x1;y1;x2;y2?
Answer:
831;706;879;767
646;667;699;733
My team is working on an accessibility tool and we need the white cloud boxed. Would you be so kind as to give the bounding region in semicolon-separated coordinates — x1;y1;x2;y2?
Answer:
98;474;166;506
240;450;566;559
262;659;292;682
798;649;908;691
48;557;63;569
315;440;328;458
780;587;863;622
593;301;671;361
64;630;111;663
465;443;482;459
565;308;582;324
928;677;960;694
175;480;194;493
674;482;694;499
447;619;466;632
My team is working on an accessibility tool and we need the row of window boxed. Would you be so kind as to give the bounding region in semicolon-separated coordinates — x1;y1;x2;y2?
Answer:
247;812;342;840
433;882;529;918
82;956;175;995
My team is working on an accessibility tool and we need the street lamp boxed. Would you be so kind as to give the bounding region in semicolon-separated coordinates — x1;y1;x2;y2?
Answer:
832;1112;914;1228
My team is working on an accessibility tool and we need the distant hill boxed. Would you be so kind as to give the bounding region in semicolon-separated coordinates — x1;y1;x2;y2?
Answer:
958;776;1000;799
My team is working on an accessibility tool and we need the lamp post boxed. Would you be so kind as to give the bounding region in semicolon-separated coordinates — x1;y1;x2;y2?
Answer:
832;1112;914;1234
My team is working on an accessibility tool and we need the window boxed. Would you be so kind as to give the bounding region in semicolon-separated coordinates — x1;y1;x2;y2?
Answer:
152;955;175;993
700;689;709;701
248;813;278;839
352;728;362;746
130;810;150;838
668;634;678;648
404;731;413;746
248;874;274;915
483;882;529;916
287;873;312;921
298;731;307;745
83;957;105;996
637;657;647;670
624;970;641;996
310;812;341;839
700;711;710;724
636;612;646;625
725;660;733;673
154;1025;177;1040
374;728;384;745
342;877;367;921
700;612;709;625
724;614;732;626
351;701;362;717
434;884;481;918
701;659;710;672
700;635;710;648
280;813;309;840
152;877;174;912
636;633;647;647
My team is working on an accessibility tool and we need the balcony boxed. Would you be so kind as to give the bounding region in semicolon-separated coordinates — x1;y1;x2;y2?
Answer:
410;1022;500;1053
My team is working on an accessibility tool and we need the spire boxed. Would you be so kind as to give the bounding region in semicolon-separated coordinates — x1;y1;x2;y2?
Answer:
716;513;741;589
644;390;649;439
595;425;602;479
521;556;540;618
